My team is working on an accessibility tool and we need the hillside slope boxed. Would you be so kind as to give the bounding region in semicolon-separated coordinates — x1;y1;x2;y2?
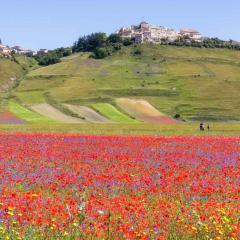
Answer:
0;56;29;112
12;45;240;121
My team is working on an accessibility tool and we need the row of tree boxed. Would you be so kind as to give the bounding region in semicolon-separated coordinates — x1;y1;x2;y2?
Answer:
34;33;133;65
34;47;72;66
161;36;240;50
72;33;133;59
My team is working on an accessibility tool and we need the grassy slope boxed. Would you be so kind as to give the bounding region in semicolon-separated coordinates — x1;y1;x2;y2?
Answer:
92;103;138;123
12;45;240;121
0;55;38;112
0;57;25;112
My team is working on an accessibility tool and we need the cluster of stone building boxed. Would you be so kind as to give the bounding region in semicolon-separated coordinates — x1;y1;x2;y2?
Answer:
117;22;202;44
0;43;48;57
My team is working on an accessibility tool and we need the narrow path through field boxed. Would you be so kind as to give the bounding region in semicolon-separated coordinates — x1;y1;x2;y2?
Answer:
31;103;84;123
64;104;111;123
116;98;177;124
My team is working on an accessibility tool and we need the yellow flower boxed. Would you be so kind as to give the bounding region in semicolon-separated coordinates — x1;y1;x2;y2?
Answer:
222;216;230;223
191;226;197;232
63;231;68;236
218;230;223;235
31;194;38;197
73;222;78;227
7;211;14;216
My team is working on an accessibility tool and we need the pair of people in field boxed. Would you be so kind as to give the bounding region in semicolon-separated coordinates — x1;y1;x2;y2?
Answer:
200;122;210;131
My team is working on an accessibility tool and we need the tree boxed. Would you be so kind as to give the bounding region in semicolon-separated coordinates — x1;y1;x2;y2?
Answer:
108;34;122;44
86;33;107;51
123;38;133;46
113;43;122;51
133;48;142;55
73;32;133;59
93;47;109;59
73;36;88;52
34;53;61;66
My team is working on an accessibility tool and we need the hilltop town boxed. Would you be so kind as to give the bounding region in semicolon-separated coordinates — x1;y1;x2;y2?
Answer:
117;21;202;43
0;40;48;58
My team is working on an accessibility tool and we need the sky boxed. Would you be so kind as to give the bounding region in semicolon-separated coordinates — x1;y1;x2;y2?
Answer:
0;0;240;50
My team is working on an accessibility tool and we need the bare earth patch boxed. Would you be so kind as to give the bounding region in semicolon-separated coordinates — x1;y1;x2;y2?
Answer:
116;98;177;124
31;103;84;123
65;104;111;123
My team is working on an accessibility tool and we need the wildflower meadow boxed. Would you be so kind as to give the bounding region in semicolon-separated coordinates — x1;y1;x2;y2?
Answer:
0;133;239;239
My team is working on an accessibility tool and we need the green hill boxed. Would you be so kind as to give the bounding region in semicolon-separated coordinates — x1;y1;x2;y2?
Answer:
11;45;240;122
0;56;35;112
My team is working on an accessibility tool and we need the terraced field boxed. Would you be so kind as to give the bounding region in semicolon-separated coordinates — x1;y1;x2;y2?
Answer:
65;104;110;123
92;103;138;123
30;103;84;123
9;101;56;124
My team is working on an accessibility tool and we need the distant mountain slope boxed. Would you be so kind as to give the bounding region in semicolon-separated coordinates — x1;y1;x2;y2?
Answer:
12;45;240;121
0;57;27;112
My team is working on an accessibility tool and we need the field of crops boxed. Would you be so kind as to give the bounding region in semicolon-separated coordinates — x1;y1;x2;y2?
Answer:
0;134;239;239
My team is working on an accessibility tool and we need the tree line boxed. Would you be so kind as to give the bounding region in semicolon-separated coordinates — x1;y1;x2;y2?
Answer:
34;33;133;65
34;47;72;66
33;33;240;66
161;36;240;50
72;32;133;59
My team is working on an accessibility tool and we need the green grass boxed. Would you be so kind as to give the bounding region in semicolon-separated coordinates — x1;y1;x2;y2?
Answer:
0;122;239;136
9;100;56;123
0;57;25;112
0;55;38;113
0;58;23;85
92;103;138;123
10;45;240;122
13;54;38;71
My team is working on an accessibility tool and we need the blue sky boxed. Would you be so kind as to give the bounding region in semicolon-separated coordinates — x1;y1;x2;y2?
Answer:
0;0;240;50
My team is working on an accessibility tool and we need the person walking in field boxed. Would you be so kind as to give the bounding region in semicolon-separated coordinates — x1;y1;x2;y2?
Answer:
207;124;210;131
200;122;205;131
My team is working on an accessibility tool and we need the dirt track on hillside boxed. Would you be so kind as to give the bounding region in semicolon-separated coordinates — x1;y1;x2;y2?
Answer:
31;103;84;123
116;98;177;124
65;104;111;123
